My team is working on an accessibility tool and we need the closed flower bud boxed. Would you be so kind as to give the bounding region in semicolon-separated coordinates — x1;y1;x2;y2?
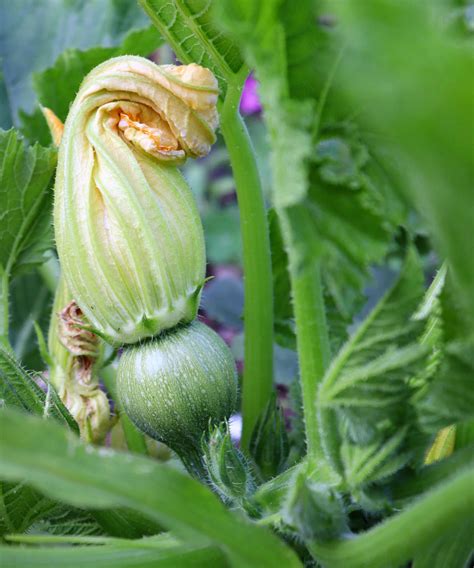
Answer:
54;56;219;345
203;423;255;502
250;392;289;481
117;321;237;475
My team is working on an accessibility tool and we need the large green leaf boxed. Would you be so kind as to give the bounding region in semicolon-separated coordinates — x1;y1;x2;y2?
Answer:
29;506;104;537
0;535;226;568
139;0;246;94
0;342;78;433
0;0;151;122
20;26;163;145
412;523;473;568
0;482;56;536
318;249;429;486
9;271;52;370
416;341;474;433
0;408;301;568
0;342;78;536
334;0;474;327
215;0;404;320
0;129;56;279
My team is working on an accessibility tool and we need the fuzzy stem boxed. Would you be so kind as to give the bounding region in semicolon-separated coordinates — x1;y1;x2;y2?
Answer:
309;468;474;568
0;268;9;347
278;208;331;464
220;85;274;452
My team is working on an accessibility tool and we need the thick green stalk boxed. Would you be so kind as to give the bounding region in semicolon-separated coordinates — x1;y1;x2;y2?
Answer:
278;208;331;463
310;468;474;568
220;86;274;451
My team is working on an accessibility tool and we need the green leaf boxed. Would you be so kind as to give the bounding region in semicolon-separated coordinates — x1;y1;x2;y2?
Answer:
416;341;474;432
92;508;162;539
0;0;152;122
0;408;301;568
9;272;52;370
20;26;163;145
283;466;347;541
0;342;79;434
309;141;398;320
215;0;317;207
216;0;403;320
29;506;104;537
0;536;227;568
391;444;474;507
0;129;56;278
268;209;292;339
318;249;429;485
334;0;474;327
412;523;473;568
0;482;56;535
139;0;246;95
0;334;78;538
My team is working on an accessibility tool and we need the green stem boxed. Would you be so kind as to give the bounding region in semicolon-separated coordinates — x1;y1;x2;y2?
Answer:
278;208;331;463
220;85;274;451
310;468;474;568
0;268;9;347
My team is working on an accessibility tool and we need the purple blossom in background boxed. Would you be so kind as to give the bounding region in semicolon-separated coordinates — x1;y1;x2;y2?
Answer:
240;73;262;115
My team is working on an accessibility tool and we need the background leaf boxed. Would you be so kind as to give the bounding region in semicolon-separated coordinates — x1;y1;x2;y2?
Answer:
139;0;246;94
0;129;56;279
20;26;163;145
333;0;474;327
0;342;77;433
318;249;429;487
0;482;56;536
0;0;152;122
9;271;52;370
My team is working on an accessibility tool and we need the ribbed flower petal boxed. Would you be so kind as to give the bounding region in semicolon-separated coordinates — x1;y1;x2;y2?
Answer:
54;57;219;344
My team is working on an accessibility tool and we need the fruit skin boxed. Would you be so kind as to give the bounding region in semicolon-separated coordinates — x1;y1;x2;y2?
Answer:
117;321;238;466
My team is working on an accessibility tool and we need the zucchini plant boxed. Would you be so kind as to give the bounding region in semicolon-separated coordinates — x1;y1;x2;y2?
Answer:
0;1;473;567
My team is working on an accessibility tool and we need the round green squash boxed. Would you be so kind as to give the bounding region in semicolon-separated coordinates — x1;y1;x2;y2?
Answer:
117;321;238;468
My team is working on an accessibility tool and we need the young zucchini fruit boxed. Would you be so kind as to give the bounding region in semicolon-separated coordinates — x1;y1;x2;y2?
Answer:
117;321;237;473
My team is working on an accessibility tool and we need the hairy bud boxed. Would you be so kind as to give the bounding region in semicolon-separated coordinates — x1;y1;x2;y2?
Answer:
203;423;256;503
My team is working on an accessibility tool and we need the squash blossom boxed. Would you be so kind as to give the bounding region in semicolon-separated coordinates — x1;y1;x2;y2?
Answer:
54;56;219;345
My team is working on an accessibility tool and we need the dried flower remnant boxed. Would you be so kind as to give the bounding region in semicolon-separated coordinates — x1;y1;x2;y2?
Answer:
48;278;111;443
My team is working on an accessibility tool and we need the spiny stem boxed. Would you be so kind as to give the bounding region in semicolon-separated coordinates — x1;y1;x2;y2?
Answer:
278;207;331;464
220;85;274;451
0;268;9;347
